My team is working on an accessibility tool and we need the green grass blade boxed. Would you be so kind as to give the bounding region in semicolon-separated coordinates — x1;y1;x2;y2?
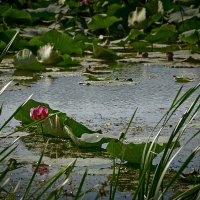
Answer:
133;84;200;199
0;29;19;63
74;169;88;200
34;160;76;199
0;137;19;157
0;145;18;163
157;131;200;200
45;178;69;200
0;81;12;96
0;94;33;131
1;112;60;139
148;93;200;198
172;184;200;200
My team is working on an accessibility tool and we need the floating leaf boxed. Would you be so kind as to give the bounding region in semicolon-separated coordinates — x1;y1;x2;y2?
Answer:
13;49;45;71
58;54;80;67
93;45;118;60
15;99;99;140
174;76;193;83
106;140;179;164
169;6;200;23
146;29;177;44
88;14;122;31
179;29;200;44
107;4;123;16
180;169;200;183
178;17;200;33
2;8;31;24
83;73;111;81
146;0;164;15
41;30;82;55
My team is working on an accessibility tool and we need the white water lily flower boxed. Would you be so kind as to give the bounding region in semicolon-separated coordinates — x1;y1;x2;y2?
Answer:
37;44;61;65
37;44;53;62
128;7;146;29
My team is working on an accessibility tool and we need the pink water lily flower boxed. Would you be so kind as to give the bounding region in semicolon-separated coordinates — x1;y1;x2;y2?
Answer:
30;105;48;120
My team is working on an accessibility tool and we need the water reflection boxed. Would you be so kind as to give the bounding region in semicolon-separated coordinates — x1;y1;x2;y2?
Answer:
20;134;109;159
32;162;49;175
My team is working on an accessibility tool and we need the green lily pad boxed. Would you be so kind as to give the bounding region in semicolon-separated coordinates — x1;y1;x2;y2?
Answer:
83;73;111;81
58;54;80;67
146;28;177;44
2;8;31;24
88;14;122;31
14;99;100;141
179;29;200;44
93;45;118;60
106;140;179;164
41;30;82;55
174;76;193;83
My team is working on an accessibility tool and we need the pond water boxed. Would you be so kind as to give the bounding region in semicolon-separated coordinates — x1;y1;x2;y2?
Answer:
0;62;200;199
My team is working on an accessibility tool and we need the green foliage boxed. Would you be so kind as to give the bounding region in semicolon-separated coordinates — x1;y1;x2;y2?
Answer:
41;30;82;55
88;14;122;31
179;29;200;44
2;8;32;24
146;25;177;44
14;97;112;148
93;45;118;60
178;17;200;33
58;54;80;67
107;4;123;16
106;140;179;164
83;73;111;81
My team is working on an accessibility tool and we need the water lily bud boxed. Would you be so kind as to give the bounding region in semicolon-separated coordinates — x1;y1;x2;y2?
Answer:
30;105;48;120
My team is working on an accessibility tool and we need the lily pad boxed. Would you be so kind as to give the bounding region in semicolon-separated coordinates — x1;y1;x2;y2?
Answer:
14;99;100;141
93;45;118;60
106;140;179;164
41;30;82;55
83;73;111;81
2;8;31;24
146;26;177;44
174;76;193;83
88;14;122;31
179;29;200;44
58;54;80;67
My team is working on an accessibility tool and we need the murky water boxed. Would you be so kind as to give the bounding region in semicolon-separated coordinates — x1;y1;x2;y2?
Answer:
0;62;200;199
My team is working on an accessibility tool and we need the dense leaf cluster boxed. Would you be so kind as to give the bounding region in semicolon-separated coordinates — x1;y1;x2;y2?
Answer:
0;0;199;60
